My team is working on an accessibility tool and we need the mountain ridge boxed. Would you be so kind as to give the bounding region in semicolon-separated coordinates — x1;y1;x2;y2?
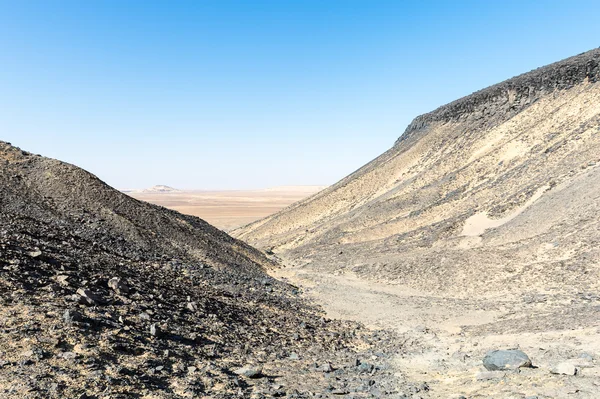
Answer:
232;48;600;296
398;47;600;145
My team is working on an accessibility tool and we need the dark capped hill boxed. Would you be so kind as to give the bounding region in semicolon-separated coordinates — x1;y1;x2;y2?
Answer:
233;48;600;296
399;48;600;144
0;141;272;274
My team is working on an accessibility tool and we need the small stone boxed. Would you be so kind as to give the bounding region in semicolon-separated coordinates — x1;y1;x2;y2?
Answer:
233;365;263;378
150;324;161;337
186;302;198;312
28;250;42;258
476;370;506;380
289;352;299;360
331;388;349;395
357;362;374;373
55;275;70;286
551;362;577;375
187;366;197;373
22;347;44;360
63;309;83;324
319;362;334;373
483;349;532;371
579;353;594;362
76;288;104;306
60;352;78;360
108;277;129;295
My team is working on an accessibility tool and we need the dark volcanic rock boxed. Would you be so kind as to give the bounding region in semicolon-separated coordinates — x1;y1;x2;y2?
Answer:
483;349;532;371
233;364;263;378
398;48;600;144
107;277;129;295
0;141;402;398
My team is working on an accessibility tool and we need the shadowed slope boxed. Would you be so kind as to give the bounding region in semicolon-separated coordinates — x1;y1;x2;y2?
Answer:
0;142;399;398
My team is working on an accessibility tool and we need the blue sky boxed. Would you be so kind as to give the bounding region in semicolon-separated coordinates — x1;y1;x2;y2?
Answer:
1;1;599;189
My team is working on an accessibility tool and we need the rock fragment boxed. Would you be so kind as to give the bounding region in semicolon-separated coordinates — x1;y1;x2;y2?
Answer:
63;309;83;324
108;277;129;295
357;361;374;373
150;323;161;337
551;362;577;375
55;275;70;286
28;249;42;258
76;288;105;306
319;362;334;373
482;349;532;371
233;365;263;378
579;353;594;362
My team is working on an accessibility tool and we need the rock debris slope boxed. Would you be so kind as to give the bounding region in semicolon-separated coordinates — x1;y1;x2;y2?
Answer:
0;142;401;398
233;48;600;296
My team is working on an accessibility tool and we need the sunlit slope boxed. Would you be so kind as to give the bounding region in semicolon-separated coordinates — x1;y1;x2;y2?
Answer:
233;48;600;294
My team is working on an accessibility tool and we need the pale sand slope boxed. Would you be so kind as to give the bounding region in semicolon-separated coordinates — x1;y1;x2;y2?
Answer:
127;186;325;231
233;48;600;296
276;265;600;398
233;49;600;397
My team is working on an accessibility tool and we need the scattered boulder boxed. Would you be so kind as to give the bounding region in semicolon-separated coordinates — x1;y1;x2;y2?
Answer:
55;275;70;286
579;353;594;362
28;249;42;258
76;288;105;306
357;361;374;373
22;347;45;361
551;362;577;375
149;323;161;337
319;362;334;373
60;352;78;360
108;277;129;295
63;309;83;324
233;365;263;378
482;349;532;371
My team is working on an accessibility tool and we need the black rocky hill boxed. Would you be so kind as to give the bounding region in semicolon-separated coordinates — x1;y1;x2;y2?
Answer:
0;142;398;398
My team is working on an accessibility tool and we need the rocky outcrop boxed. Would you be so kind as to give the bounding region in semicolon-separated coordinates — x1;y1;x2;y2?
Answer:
398;48;600;145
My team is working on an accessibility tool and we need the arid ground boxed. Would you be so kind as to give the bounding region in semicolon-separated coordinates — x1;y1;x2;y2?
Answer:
127;186;325;231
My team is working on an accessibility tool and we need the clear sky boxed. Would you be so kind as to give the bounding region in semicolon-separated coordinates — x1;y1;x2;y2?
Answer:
1;1;599;189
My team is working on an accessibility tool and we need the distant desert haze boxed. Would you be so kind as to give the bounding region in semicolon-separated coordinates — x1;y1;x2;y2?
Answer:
126;186;326;230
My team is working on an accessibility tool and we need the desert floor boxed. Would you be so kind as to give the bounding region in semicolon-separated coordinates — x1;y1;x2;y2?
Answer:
127;186;325;231
274;263;600;398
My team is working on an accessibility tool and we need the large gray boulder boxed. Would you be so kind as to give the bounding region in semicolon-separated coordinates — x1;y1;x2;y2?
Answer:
483;350;532;371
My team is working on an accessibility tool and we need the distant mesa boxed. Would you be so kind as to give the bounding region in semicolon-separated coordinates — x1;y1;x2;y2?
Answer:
142;185;180;193
123;185;181;194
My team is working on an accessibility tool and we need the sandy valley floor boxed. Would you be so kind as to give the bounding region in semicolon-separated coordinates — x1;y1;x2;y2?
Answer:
274;263;600;398
127;186;325;231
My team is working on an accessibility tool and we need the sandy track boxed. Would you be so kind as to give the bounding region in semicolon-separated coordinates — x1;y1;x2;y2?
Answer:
274;265;600;398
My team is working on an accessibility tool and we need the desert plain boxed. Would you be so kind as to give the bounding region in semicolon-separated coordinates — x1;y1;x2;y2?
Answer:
126;186;325;231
